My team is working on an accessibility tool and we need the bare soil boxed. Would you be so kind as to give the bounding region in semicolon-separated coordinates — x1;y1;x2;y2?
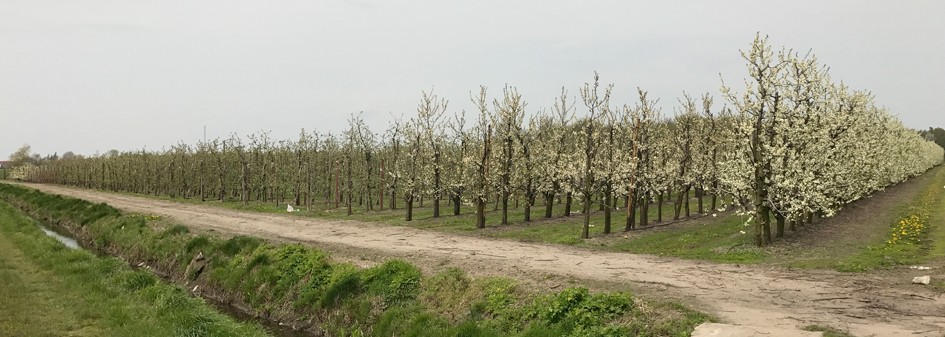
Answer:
17;182;945;337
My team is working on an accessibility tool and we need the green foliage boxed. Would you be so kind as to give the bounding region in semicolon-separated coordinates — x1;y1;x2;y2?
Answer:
185;235;211;254
269;244;332;298
362;259;422;306
372;305;449;337
517;287;633;337
319;265;361;309
122;271;158;291
419;267;471;316
218;235;261;256
923;127;945;153
478;278;518;319
246;251;270;271
161;224;190;237
81;202;120;225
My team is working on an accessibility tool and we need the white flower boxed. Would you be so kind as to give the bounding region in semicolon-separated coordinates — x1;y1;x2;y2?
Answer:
739;230;746;235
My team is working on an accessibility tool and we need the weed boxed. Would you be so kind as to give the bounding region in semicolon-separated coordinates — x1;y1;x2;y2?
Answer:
122;271;158;291
362;259;422;306
185;235;211;254
161;224;190;237
803;324;855;337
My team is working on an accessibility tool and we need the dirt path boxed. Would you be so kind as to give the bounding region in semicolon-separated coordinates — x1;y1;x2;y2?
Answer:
17;183;945;336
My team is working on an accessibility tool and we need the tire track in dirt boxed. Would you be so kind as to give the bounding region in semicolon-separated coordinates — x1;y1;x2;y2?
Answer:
17;183;945;336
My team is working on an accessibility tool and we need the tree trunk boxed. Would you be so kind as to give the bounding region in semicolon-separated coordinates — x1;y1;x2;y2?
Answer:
603;186;612;234
625;195;636;231
674;187;683;220
346;159;353;216
639;194;649;227
405;195;414;221
453;194;461;216
684;187;691;217
501;190;509;225
711;189;718;211
379;160;385;211
544;193;554;218
657;192;664;223
524;198;531;222
757;206;771;245
581;194;592;239
433;165;441;218
334;165;340;209
476;199;485;229
240;162;249;205
763;209;772;243
697;187;704;214
564;192;572;216
776;213;785;238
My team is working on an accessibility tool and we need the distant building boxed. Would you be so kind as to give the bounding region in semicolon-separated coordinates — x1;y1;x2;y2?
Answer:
0;161;10;169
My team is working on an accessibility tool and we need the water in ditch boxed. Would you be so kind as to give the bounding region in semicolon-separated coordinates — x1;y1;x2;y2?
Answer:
36;222;81;249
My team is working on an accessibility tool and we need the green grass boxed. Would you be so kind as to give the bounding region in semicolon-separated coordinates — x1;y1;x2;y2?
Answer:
128;188;746;253
93;176;939;269
39;165;945;272
930;280;945;293
603;215;765;263
0;183;714;337
127;188;726;233
0;202;270;337
827;166;945;272
927;174;945;260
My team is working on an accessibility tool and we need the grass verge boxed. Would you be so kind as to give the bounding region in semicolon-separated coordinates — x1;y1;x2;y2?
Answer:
0;202;270;337
0;183;713;337
830;166;945;272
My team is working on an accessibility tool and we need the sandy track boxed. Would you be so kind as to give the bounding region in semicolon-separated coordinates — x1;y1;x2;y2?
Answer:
17;183;945;336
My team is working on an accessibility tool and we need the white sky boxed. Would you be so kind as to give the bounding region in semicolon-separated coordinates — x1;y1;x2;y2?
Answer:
1;0;943;157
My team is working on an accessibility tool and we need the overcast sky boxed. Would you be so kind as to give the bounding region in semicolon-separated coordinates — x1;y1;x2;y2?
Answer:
1;0;943;157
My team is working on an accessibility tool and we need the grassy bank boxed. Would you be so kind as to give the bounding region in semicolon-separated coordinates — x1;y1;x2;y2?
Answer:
0;202;270;337
828;165;945;272
0;183;712;337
